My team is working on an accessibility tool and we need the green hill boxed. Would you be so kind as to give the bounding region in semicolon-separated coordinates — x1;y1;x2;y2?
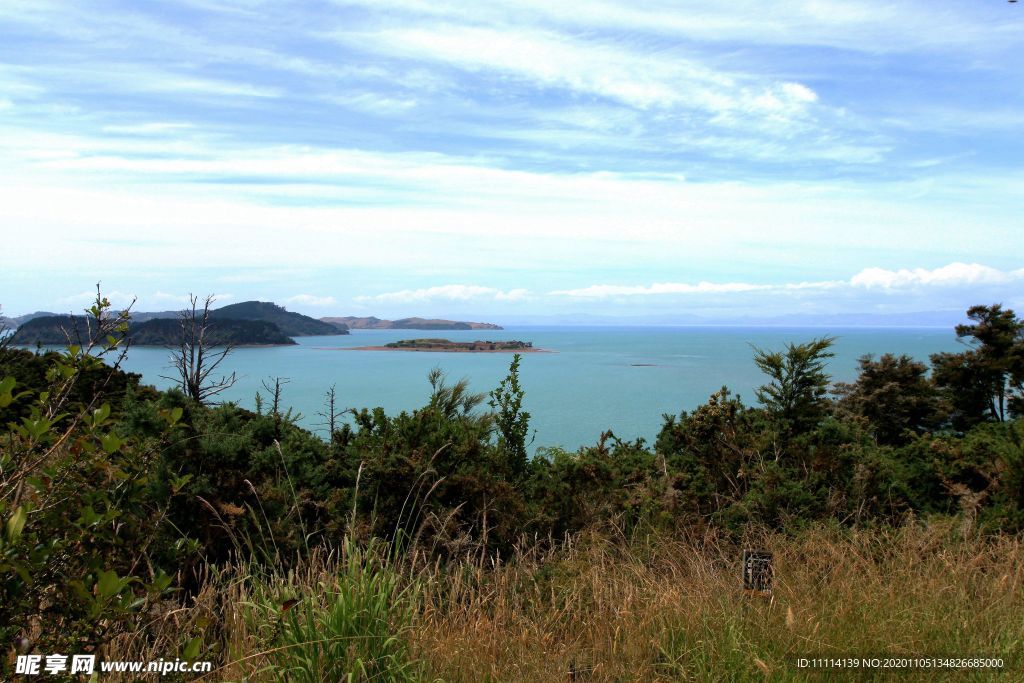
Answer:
9;315;296;347
211;301;347;336
129;317;295;346
8;316;101;346
6;300;343;345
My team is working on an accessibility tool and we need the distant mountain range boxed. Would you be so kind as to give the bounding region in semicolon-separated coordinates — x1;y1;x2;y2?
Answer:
322;316;502;330
492;310;970;328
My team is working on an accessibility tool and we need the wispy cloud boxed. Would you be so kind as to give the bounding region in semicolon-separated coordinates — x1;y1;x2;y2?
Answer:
102;122;195;135
356;285;530;304
56;290;139;309
326;92;418;115
1;1;1021;317
285;294;337;307
329;0;1023;56
850;263;1024;290
551;282;773;298
339;23;824;132
149;292;193;306
53;290;241;311
548;263;1024;299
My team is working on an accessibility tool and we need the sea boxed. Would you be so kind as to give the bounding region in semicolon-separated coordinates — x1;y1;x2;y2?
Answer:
111;326;963;453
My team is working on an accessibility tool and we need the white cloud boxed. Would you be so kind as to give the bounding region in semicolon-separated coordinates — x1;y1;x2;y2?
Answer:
327;92;418;115
102;122;195;135
548;263;1024;300
338;24;820;125
57;289;138;309
356;285;531;304
3;143;1020;279
780;82;818;103
850;263;1024;289
495;288;530;302
148;291;192;305
550;281;772;298
134;74;284;99
284;294;337;307
329;0;1021;57
141;292;235;308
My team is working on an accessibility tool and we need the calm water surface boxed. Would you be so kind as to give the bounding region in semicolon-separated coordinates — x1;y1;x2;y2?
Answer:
114;326;961;451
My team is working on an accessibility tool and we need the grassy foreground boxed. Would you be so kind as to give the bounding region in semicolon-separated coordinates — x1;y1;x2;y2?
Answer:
106;520;1022;682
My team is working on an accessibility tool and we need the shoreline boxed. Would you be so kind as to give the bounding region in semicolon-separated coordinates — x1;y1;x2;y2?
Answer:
316;345;551;353
11;342;297;349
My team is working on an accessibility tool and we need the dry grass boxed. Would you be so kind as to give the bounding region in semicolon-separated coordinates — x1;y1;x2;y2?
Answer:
409;521;1023;681
109;521;1024;682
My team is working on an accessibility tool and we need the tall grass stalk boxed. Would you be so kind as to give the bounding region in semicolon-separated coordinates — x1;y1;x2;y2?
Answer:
109;521;1023;682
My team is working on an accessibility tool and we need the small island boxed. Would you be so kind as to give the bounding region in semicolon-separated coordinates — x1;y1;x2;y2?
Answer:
349;338;542;352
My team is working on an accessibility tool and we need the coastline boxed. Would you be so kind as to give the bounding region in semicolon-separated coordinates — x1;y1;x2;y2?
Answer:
316;345;551;353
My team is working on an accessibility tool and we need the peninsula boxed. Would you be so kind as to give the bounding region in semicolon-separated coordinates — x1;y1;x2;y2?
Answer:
349;338;540;352
6;301;340;347
9;315;296;347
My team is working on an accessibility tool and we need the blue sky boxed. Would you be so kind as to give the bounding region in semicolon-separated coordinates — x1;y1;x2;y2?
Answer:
1;0;1022;322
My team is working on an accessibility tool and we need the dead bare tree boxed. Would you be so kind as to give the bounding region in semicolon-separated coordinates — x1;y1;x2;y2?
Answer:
316;384;343;444
162;294;236;404
0;305;11;355
264;376;288;440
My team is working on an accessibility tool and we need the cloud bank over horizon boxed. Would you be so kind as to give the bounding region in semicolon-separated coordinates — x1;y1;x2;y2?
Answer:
0;1;1021;320
8;262;1021;327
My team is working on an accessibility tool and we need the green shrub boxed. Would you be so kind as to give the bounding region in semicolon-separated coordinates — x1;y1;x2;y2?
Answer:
244;540;425;682
0;296;192;668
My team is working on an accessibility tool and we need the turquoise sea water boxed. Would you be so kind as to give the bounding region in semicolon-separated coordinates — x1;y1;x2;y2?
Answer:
114;326;962;452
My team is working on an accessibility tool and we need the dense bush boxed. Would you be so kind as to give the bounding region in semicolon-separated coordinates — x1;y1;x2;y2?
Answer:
0;300;192;664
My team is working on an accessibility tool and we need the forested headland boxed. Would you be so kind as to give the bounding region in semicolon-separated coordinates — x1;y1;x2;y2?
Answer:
1;293;1022;680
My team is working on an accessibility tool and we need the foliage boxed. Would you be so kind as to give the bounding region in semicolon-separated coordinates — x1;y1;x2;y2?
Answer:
5;298;1024;679
333;368;525;554
528;433;662;535
488;353;532;478
243;541;424;682
0;292;193;669
932;304;1024;426
752;336;835;437
834;353;947;445
656;388;770;520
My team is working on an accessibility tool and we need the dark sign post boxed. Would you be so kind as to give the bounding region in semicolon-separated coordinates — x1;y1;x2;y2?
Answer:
742;549;773;595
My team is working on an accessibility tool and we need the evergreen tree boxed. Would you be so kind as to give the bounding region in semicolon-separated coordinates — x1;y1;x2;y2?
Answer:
835;353;946;445
932;304;1024;425
488;354;532;478
753;337;835;436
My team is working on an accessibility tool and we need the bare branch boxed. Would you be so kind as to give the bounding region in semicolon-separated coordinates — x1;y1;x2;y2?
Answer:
160;293;237;404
